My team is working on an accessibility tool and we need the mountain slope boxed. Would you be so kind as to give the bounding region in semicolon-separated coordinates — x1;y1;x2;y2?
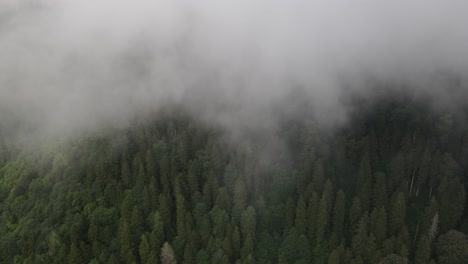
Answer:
0;97;467;264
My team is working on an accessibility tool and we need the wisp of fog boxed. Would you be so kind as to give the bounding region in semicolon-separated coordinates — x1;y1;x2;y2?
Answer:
1;0;468;141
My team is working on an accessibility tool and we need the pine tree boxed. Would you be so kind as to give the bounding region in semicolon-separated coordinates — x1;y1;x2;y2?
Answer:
374;206;388;244
356;153;373;211
233;177;247;213
332;189;345;239
139;234;150;264
158;194;172;232
118;219;135;261
295;196;307;235
350;197;362;233
285;196;295;230
307;192;319;240
210;206;229;238
389;153;406;193
277;253;288;264
352;214;370;258
183;240;196;264
150;212;165;253
130;206;144;241
312;158;325;191
241;206;257;241
175;192;186;238
241;233;255;259
68;243;83;264
328;249;340;264
316;192;329;243
232;226;241;260
437;176;466;232
161;242;177;264
389;192;406;236
222;236;233;261
121;160;132;188
373;172;388;209
414;235;431;264
187;161;200;198
108;254;119;264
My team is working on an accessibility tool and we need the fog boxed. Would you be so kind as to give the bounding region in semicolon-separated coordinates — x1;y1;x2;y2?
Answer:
1;0;468;141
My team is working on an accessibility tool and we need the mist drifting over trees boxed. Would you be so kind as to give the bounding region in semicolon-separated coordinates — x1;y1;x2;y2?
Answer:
1;0;468;139
0;1;467;264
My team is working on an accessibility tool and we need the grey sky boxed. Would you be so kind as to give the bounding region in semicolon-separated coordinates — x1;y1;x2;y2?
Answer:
1;0;467;140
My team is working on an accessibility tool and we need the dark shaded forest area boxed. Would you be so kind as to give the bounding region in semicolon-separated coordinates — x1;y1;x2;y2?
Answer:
0;94;467;264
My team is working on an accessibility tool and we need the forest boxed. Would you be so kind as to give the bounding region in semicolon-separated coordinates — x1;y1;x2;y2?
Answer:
0;93;467;264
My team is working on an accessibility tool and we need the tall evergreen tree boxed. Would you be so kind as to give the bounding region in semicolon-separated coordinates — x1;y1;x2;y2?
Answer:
389;192;406;236
332;189;345;239
295;196;307;235
316;192;329;243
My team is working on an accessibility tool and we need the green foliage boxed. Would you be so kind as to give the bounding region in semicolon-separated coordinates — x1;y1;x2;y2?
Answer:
316;192;329;243
390;192;406;236
435;230;468;264
332;189;345;239
378;254;408;264
0;98;466;263
414;234;431;264
279;228;311;263
295;196;307;235
374;206;388;244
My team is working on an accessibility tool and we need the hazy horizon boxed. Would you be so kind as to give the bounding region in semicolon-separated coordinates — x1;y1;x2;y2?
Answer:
1;0;467;141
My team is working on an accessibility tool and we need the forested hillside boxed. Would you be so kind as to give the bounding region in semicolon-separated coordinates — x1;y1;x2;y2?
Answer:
0;96;467;264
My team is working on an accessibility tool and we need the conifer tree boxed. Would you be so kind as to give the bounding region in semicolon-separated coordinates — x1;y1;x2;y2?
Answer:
350;197;363;233
332;189;345;239
414;235;431;264
373;172;388;209
285;196;295;230
307;192;319;240
374;206;388;244
295;196;307;235
316;192;329;243
161;242;177;264
389;192;406;236
139;235;150;264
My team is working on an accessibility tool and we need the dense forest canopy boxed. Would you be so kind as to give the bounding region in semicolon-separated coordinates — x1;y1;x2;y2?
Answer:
2;2;468;264
0;92;467;264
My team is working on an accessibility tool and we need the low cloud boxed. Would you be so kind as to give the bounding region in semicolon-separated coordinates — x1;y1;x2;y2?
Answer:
1;0;467;141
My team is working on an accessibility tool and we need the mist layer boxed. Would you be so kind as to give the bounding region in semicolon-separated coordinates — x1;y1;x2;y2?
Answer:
1;0;467;139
